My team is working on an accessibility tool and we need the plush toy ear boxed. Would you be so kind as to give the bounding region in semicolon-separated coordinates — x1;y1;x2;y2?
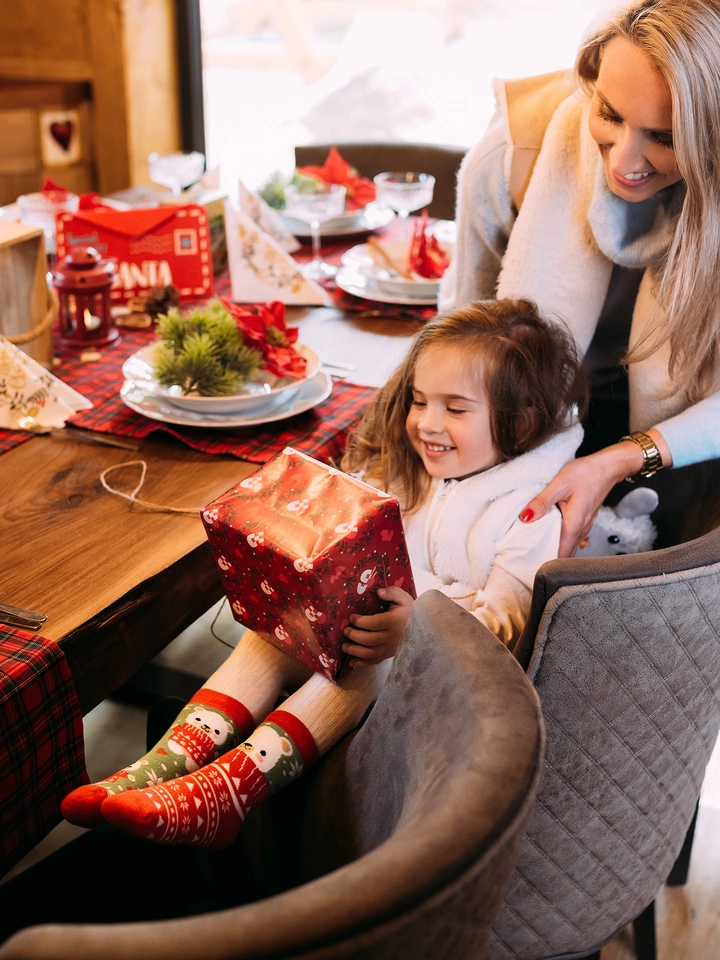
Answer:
615;487;659;519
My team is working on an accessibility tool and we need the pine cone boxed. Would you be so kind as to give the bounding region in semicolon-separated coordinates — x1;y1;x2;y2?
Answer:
130;285;181;318
144;285;181;317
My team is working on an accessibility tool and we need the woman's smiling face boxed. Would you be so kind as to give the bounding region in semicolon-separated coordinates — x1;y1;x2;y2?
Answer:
588;35;682;201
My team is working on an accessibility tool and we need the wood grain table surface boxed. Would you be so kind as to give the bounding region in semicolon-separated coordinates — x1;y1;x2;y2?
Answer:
0;306;423;714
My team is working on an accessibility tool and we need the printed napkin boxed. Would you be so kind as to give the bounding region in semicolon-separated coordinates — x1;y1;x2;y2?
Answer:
224;199;326;306
238;179;300;253
0;336;92;429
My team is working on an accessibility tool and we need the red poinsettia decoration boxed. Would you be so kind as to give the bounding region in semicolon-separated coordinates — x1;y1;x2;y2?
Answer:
297;146;376;211
219;298;307;380
408;212;451;280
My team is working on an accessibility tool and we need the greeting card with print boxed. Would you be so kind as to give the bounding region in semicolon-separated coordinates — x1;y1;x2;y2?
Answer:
238;180;300;253
224;200;326;305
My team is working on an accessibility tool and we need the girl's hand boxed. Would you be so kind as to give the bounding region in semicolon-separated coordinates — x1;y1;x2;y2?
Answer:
342;587;414;667
520;433;670;558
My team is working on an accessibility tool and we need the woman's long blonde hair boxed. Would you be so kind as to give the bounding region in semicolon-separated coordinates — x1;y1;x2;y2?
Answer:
342;300;586;512
577;0;720;403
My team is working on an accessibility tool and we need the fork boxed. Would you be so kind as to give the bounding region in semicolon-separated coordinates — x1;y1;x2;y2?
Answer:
11;412;139;451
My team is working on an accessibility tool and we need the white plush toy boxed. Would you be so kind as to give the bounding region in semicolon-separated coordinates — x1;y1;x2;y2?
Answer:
575;488;659;557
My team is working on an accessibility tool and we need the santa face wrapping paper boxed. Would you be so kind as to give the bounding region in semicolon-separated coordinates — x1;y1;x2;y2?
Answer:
201;447;415;681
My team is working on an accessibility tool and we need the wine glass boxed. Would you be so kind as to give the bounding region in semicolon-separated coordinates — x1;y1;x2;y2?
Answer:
148;151;206;198
284;183;347;280
373;172;435;239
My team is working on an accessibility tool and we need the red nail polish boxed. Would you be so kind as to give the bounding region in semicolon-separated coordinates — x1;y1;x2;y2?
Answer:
520;508;534;522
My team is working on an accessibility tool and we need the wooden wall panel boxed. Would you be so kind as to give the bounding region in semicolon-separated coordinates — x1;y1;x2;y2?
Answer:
0;0;181;198
0;0;91;80
123;0;181;186
0;111;39;175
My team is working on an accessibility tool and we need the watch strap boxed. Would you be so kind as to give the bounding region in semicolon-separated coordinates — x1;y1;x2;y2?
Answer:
619;431;663;482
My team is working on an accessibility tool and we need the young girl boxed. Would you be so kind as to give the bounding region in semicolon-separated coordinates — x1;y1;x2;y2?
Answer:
62;299;585;849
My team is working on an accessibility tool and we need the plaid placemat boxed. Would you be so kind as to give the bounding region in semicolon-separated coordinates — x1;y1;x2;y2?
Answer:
0;625;87;877
0;322;376;462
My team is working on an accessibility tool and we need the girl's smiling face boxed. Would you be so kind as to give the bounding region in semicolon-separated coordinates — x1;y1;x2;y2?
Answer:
405;345;500;481
588;35;682;201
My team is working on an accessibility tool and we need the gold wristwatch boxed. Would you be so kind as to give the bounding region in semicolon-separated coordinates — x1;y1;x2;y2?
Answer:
619;431;663;482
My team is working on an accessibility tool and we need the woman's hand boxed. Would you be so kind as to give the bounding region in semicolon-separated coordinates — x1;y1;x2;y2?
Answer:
519;432;670;558
342;586;414;667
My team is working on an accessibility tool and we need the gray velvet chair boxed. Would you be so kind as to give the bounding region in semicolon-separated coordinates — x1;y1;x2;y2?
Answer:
294;142;468;221
0;591;543;960
487;522;720;960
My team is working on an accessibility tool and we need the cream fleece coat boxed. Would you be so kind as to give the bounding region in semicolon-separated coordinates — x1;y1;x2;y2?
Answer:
399;422;583;646
496;93;686;431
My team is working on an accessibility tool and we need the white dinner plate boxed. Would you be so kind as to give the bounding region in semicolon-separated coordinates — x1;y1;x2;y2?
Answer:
120;371;333;428
341;239;453;300
334;267;440;306
282;203;394;238
122;343;319;414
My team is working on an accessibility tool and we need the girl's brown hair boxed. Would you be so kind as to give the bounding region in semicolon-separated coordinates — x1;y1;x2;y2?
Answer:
342;299;587;511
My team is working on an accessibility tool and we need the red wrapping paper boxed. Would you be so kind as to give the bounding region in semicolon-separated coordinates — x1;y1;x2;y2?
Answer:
202;448;415;681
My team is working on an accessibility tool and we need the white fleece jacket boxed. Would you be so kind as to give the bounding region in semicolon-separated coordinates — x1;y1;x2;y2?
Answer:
393;422;583;647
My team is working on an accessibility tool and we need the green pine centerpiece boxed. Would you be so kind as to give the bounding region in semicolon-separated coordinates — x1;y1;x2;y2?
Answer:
152;301;262;396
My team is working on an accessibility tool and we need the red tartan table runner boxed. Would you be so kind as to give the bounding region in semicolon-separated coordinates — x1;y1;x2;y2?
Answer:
0;323;377;463
0;252;403;461
0;625;87;877
0;268;377;462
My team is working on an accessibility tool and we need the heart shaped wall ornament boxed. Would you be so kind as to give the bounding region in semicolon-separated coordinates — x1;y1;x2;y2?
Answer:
40;108;82;165
50;120;73;152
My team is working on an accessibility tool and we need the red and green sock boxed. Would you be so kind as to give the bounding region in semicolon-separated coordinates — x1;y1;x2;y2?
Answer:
61;688;254;828
101;710;318;849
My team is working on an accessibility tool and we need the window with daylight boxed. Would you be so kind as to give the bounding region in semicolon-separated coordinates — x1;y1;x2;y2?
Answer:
197;0;609;198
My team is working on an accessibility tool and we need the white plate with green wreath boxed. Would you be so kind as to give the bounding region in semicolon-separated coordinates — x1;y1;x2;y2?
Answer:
120;371;332;428
122;343;320;414
121;301;320;414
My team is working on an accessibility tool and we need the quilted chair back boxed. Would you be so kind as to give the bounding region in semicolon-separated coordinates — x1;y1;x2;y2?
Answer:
294;142;467;221
487;524;720;960
0;592;543;960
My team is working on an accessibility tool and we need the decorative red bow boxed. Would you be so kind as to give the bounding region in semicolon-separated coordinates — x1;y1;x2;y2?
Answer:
408;212;450;280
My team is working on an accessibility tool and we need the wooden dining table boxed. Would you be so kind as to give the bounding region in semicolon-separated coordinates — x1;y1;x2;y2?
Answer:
0;304;423;716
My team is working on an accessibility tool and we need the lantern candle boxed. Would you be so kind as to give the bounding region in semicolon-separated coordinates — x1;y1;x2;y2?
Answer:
83;308;101;331
53;246;118;350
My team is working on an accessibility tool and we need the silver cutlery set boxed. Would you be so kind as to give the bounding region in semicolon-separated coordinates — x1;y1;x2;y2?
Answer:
0;601;47;631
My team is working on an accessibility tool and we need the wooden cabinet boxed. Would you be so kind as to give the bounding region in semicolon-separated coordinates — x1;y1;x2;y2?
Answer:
0;0;181;202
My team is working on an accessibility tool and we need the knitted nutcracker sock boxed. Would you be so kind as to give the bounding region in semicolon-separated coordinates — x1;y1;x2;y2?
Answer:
61;688;254;829
101;710;318;850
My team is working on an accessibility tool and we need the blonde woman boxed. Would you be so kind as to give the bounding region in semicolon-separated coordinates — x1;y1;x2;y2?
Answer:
441;0;720;556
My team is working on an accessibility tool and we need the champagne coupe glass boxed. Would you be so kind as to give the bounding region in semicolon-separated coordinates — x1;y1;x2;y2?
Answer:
373;172;435;239
284;183;347;280
148;151;206;198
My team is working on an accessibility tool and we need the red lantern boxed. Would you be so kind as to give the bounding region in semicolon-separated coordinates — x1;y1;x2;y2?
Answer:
53;245;118;350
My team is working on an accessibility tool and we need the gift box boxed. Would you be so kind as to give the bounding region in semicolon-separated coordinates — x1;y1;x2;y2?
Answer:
55;203;214;304
201;447;416;681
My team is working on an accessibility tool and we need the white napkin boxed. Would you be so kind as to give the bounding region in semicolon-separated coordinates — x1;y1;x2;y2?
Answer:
0;336;93;429
238;180;300;253
224;200;327;306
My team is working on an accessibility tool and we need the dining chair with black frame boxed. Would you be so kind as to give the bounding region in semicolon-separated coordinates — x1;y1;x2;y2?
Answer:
294;141;468;222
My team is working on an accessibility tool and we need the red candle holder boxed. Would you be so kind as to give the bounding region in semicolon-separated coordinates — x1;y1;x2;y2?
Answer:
53;246;119;350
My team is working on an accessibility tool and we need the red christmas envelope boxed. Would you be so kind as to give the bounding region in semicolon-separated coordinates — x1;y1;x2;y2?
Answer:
55;204;214;304
201;447;416;682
